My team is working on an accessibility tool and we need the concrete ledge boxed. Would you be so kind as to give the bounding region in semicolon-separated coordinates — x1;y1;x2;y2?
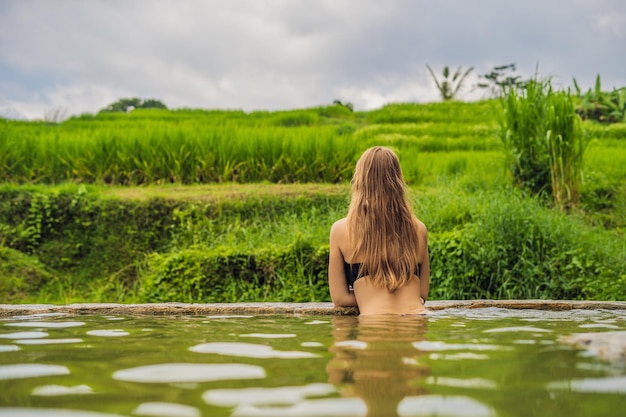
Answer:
1;300;625;317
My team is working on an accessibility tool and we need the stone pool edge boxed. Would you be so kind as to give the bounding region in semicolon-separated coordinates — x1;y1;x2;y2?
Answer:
1;300;626;317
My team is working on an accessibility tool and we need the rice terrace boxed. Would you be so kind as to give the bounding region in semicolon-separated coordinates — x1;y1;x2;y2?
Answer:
2;0;626;413
1;81;625;305
1;78;626;417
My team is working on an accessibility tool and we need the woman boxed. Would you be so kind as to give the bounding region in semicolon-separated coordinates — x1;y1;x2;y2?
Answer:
328;146;430;315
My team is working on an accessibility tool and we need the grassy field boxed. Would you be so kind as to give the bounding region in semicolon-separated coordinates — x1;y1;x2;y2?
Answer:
1;99;625;303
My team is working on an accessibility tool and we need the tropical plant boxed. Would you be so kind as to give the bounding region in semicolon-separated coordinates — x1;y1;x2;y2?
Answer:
333;99;354;112
43;106;68;123
476;63;528;97
546;90;587;209
426;65;474;101
573;75;626;124
499;78;587;210
99;97;167;113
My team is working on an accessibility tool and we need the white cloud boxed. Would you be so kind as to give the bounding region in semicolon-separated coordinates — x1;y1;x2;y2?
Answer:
1;0;625;119
594;12;626;39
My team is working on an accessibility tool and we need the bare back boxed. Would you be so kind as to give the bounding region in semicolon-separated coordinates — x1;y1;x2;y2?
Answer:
353;275;424;315
328;217;430;315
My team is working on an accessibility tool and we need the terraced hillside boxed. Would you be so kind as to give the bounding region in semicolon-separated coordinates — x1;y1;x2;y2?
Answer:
1;101;624;303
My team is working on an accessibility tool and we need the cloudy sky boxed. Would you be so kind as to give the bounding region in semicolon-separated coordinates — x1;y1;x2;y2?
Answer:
1;0;625;119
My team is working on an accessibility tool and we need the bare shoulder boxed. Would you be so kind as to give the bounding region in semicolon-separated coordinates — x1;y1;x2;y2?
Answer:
414;217;428;237
331;217;347;230
330;218;348;237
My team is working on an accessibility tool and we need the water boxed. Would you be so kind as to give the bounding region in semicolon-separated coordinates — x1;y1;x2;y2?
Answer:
1;308;625;417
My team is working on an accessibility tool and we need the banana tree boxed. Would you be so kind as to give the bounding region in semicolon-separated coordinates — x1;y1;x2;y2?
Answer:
573;75;626;124
426;65;474;101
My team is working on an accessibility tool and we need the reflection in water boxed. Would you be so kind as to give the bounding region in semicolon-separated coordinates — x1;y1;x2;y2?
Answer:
327;315;431;417
112;363;266;383
133;402;201;417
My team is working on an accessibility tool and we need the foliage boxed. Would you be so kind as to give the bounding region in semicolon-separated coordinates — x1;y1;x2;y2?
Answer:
0;245;54;302
499;79;587;210
428;190;625;300
138;241;329;303
426;65;474;101
546;91;587;209
0;101;499;186
333;100;354;112
0;184;348;303
0;186;180;302
0;111;360;185
99;97;168;113
0;99;624;303
475;63;528;98
499;80;551;195
1;183;625;303
365;100;498;124
573;75;626;124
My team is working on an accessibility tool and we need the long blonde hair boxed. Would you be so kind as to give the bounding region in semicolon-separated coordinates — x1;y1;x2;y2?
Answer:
346;146;420;291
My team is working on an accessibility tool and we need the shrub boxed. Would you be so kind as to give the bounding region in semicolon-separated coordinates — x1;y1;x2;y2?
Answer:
428;190;625;300
499;79;587;209
138;240;329;303
0;246;54;302
574;75;626;124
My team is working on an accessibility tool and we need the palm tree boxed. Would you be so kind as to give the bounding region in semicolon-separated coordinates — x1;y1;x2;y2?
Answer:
426;65;474;101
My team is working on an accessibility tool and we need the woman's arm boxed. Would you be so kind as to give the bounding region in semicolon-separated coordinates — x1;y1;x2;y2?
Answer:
419;223;430;303
328;220;358;307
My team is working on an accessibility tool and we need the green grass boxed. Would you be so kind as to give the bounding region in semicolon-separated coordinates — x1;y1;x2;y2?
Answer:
0;99;624;303
1;181;624;303
0;101;502;185
0;121;360;184
498;80;592;210
1;100;622;191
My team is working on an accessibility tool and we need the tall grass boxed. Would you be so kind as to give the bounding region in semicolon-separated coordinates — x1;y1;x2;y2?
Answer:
400;151;507;189
499;79;588;210
499;80;552;195
353;122;499;152
3;183;624;303
3;100;616;189
1;100;625;304
0;118;360;184
0;101;504;185
546;91;587;209
366;100;499;124
426;187;626;300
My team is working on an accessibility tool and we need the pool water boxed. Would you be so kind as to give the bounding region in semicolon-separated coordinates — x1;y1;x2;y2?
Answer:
1;308;625;417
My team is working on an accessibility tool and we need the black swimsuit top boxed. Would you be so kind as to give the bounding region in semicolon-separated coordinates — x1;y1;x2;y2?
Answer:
343;261;421;289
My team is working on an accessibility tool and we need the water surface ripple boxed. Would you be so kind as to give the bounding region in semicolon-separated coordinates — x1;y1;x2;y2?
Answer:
0;308;624;417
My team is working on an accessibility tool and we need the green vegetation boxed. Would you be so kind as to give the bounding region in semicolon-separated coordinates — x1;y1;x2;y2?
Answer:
574;75;626;124
0;97;624;304
0;182;623;303
0;105;360;185
0;246;54;302
499;79;587;209
99;97;168;113
475;63;529;98
426;65;474;101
